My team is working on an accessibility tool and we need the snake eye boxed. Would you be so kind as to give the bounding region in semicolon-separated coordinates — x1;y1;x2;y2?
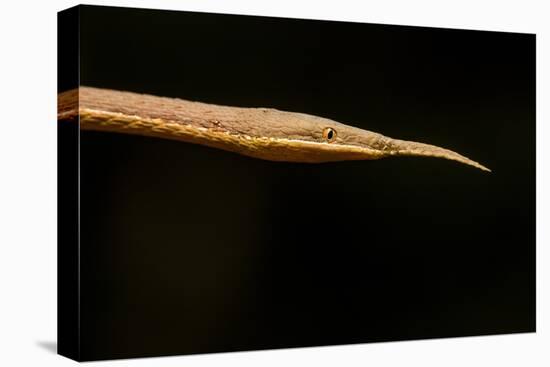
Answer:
322;127;337;143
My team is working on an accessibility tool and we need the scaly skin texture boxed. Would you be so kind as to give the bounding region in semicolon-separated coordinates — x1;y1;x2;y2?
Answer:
57;87;490;171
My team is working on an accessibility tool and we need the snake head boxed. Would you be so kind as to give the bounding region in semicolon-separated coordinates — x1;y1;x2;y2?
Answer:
239;110;490;172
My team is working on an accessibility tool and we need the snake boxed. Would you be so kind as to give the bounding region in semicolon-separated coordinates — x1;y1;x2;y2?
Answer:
58;86;490;172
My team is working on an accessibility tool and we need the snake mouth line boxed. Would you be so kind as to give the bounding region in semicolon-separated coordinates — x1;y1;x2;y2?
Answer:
77;108;385;163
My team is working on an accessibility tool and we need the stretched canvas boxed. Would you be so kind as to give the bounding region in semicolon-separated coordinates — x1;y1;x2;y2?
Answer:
58;5;535;361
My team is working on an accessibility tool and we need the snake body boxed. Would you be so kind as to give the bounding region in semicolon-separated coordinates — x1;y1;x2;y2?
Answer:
58;87;490;171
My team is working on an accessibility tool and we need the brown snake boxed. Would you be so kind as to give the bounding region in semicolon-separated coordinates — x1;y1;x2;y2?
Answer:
58;86;490;171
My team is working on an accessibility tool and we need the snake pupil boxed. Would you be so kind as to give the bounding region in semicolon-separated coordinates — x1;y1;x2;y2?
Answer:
323;127;337;142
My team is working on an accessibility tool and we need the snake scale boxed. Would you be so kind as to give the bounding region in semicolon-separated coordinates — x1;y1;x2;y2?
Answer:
58;87;490;172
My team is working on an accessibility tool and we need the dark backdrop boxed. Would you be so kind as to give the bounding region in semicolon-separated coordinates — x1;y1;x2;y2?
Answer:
73;5;534;361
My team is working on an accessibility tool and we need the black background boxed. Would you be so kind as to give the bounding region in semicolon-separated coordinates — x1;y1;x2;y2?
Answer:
73;5;534;360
